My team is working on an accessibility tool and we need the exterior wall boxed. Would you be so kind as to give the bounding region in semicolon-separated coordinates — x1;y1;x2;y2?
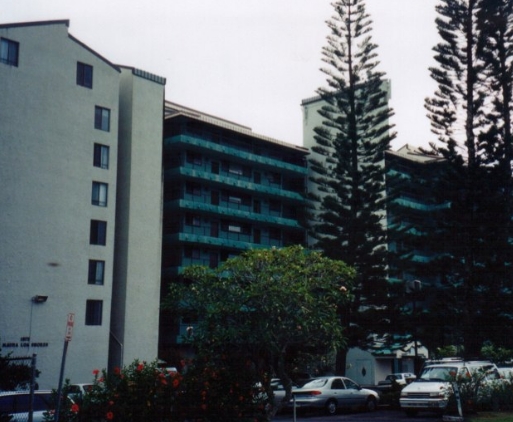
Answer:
0;21;121;388
110;67;164;369
0;21;165;388
160;103;308;359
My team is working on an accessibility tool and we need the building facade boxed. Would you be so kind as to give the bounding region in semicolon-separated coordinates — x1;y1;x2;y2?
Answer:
0;20;165;388
159;102;309;360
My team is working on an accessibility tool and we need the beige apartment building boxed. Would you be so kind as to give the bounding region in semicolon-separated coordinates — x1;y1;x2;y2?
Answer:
0;20;165;388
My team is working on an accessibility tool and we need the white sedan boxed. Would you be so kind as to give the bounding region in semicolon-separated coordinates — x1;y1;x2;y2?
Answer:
290;376;379;415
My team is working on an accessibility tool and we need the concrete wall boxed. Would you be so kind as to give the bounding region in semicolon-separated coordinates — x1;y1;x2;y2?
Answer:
110;67;164;368
0;21;120;388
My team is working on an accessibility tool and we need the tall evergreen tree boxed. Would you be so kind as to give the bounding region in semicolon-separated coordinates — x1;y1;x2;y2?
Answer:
477;0;513;349
425;0;513;356
308;0;396;371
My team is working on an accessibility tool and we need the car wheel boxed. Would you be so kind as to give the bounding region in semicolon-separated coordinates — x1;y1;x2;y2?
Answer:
405;409;418;417
365;396;377;412
325;399;338;415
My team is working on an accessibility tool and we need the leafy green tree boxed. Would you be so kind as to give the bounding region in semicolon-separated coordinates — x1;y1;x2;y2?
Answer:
164;246;355;419
308;0;396;370
424;0;513;356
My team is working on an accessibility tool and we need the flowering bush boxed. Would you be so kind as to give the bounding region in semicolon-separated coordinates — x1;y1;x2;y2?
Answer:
79;360;181;422
173;353;268;422
42;380;80;422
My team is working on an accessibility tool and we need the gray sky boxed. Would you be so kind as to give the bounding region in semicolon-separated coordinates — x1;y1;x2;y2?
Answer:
3;0;439;149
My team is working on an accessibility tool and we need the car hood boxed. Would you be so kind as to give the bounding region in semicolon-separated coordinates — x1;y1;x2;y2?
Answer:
402;380;449;393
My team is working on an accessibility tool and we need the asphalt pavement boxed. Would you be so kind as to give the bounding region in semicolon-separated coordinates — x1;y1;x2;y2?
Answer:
272;408;445;421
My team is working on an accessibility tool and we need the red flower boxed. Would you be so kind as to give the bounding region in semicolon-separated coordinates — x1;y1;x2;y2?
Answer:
92;369;100;376
106;411;114;420
113;367;121;375
172;378;180;388
70;403;79;413
136;363;144;372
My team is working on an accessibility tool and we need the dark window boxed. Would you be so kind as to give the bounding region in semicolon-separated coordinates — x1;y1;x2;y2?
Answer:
77;62;93;88
185;213;201;226
92;182;108;206
94;106;110;131
93;144;109;169
185;182;201;196
85;300;103;325
88;260;105;285
90;220;107;245
0;38;19;66
270;200;281;213
269;228;281;240
186;151;202;165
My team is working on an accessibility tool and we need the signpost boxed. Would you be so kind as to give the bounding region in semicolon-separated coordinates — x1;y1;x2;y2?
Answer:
55;313;74;422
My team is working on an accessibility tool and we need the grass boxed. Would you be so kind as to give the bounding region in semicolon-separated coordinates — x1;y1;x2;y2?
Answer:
468;412;513;421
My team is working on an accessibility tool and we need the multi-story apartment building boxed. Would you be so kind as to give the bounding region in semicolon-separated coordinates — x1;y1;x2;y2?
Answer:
159;102;309;359
0;20;165;388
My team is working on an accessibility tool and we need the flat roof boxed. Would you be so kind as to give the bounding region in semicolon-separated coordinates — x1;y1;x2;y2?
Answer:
165;101;308;154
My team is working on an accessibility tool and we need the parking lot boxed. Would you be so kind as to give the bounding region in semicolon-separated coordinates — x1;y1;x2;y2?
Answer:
272;408;446;421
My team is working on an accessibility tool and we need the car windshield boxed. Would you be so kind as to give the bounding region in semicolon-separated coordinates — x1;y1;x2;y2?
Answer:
419;366;458;381
302;378;328;389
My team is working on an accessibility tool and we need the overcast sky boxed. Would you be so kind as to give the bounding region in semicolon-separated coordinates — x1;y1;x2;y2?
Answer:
3;0;439;149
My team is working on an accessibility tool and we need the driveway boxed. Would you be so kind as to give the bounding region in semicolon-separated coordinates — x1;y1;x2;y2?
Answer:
272;408;445;421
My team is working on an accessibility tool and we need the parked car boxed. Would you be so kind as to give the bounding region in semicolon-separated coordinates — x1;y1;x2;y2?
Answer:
400;360;502;417
69;383;93;403
379;373;416;386
290;372;316;387
0;390;55;421
290;376;379;415
498;367;513;382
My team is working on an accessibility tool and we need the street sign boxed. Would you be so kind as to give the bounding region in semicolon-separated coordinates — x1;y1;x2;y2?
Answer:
65;313;75;342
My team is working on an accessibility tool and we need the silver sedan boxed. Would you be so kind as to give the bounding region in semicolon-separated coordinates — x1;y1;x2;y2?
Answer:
290;376;379;415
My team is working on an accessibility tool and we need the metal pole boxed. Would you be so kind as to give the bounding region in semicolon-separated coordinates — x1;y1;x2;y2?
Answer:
54;340;69;422
28;353;37;422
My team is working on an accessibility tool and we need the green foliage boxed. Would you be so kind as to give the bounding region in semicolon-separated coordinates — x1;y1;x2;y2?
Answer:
79;360;181;422
0;345;37;391
164;245;354;418
308;0;397;362
481;343;513;366
422;0;513;357
42;380;80;422
435;345;460;359
174;353;268;422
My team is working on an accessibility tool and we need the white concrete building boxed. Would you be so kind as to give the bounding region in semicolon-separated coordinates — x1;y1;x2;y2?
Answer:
0;20;165;388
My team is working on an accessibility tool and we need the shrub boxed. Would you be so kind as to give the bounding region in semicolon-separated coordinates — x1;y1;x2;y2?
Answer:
79;360;181;422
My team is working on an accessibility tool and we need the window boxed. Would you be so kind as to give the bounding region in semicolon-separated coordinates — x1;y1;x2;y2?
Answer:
91;182;108;206
77;62;93;88
94;106;110;131
90;220;107;245
0;38;19;66
269;200;281;213
88;260;105;285
269;228;281;240
85;300;103;325
228;163;243;176
186;151;202;166
185;213;201;227
93;144;109;169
